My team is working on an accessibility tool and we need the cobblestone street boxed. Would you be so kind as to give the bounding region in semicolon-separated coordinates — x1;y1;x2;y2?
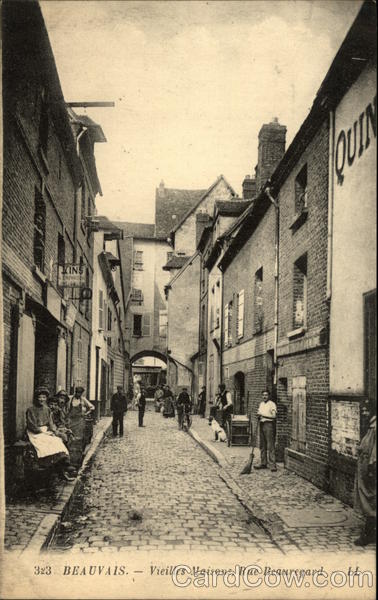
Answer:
50;409;279;554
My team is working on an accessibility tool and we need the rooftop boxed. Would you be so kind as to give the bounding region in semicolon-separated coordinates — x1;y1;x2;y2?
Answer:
155;183;207;239
115;221;156;239
162;255;189;271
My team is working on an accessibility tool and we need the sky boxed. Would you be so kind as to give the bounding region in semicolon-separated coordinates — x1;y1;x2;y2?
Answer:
41;0;362;224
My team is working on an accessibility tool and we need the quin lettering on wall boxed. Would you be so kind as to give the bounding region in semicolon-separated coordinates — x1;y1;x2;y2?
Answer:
335;95;376;185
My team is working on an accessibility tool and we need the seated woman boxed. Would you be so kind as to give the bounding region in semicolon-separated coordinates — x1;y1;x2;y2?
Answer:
48;396;73;446
66;386;95;469
25;386;76;481
56;389;70;416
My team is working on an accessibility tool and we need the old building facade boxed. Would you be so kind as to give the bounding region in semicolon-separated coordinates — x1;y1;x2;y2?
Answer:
2;1;105;471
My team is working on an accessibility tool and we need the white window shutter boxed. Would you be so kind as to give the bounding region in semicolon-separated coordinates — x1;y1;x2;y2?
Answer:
142;314;151;337
99;290;104;329
224;304;229;345
238;290;244;338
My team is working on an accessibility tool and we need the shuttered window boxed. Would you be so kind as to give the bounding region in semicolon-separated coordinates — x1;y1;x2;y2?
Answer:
159;310;168;337
224;304;229;346
237;290;244;339
142;314;151;337
98;290;104;329
133;250;144;270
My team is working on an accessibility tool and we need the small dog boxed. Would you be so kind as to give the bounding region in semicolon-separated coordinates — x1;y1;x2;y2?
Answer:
211;419;227;441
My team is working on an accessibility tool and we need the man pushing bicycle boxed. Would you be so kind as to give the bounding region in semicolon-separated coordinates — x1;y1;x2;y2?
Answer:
176;387;192;430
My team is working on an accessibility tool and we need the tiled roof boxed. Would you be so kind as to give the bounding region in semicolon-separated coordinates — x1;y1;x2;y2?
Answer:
97;215;123;232
162;256;188;271
115;221;156;239
214;200;252;216
155;187;207;238
169;175;237;236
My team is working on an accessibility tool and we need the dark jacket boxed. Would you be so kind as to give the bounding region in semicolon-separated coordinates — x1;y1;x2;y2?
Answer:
177;391;192;413
111;392;128;414
137;391;146;410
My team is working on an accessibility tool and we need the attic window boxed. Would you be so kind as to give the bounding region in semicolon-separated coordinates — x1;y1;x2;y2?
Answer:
295;165;308;213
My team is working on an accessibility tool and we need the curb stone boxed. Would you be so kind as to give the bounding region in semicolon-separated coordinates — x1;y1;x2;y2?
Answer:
22;418;112;554
188;426;300;551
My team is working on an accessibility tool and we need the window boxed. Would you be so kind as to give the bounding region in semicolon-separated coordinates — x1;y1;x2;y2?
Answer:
57;233;65;291
159;310;168;338
291;376;306;452
87;196;91;240
34;188;46;271
215;280;220;328
104;299;108;330
293;254;307;329
295;164;308;213
254;267;263;333
133;314;142;336
237;290;245;339
108;307;112;331
131;288;143;305
84;266;90;319
76;327;83;384
167;251;173;262
142;314;151;337
224;301;233;347
99;290;104;329
133;250;144;270
57;233;65;267
81;185;86;226
200;304;206;343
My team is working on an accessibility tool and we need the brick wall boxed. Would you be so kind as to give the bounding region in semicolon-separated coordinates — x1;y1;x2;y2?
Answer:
222;205;276;421
277;120;330;483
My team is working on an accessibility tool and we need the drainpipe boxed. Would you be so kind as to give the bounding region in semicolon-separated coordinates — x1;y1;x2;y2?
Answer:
76;126;87;156
265;186;279;387
219;264;224;387
327;109;335;301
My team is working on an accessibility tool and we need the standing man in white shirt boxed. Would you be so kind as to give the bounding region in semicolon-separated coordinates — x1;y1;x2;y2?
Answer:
255;390;277;472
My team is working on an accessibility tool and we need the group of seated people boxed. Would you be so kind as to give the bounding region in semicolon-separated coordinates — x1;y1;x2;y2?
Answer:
25;385;95;483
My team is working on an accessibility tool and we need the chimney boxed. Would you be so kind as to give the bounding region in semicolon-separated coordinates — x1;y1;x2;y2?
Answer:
255;118;286;192
242;175;256;199
196;213;212;247
158;180;165;198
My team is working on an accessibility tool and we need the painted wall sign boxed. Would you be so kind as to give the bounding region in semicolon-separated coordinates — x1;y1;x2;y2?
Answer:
58;263;85;288
335;95;376;185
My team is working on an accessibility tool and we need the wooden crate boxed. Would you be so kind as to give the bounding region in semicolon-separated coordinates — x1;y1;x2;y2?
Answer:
230;415;250;446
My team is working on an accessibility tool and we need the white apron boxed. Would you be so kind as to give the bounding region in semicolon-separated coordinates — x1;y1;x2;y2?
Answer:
27;426;68;459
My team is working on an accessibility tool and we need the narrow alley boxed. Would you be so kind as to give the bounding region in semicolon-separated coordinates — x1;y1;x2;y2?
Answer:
50;410;278;554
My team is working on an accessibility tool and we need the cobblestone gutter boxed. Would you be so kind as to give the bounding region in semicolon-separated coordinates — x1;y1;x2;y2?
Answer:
23;418;112;554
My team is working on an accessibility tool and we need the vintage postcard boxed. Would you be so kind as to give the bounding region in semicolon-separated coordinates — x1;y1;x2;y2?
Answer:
0;0;376;598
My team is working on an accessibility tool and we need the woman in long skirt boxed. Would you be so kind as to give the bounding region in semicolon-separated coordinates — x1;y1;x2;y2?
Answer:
66;386;95;469
25;386;75;481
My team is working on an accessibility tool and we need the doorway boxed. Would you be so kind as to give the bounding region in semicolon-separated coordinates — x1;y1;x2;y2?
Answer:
234;371;245;414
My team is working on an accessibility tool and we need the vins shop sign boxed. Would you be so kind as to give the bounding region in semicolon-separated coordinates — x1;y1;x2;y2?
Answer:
59;263;85;288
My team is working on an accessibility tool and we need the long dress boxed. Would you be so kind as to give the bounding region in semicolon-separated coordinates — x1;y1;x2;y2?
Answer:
354;416;376;518
66;399;93;468
163;392;175;418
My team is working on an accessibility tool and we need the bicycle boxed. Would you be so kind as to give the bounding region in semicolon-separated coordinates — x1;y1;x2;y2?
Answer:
177;407;192;431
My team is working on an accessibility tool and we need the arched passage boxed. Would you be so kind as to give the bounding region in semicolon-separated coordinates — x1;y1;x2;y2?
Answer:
130;350;170;397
